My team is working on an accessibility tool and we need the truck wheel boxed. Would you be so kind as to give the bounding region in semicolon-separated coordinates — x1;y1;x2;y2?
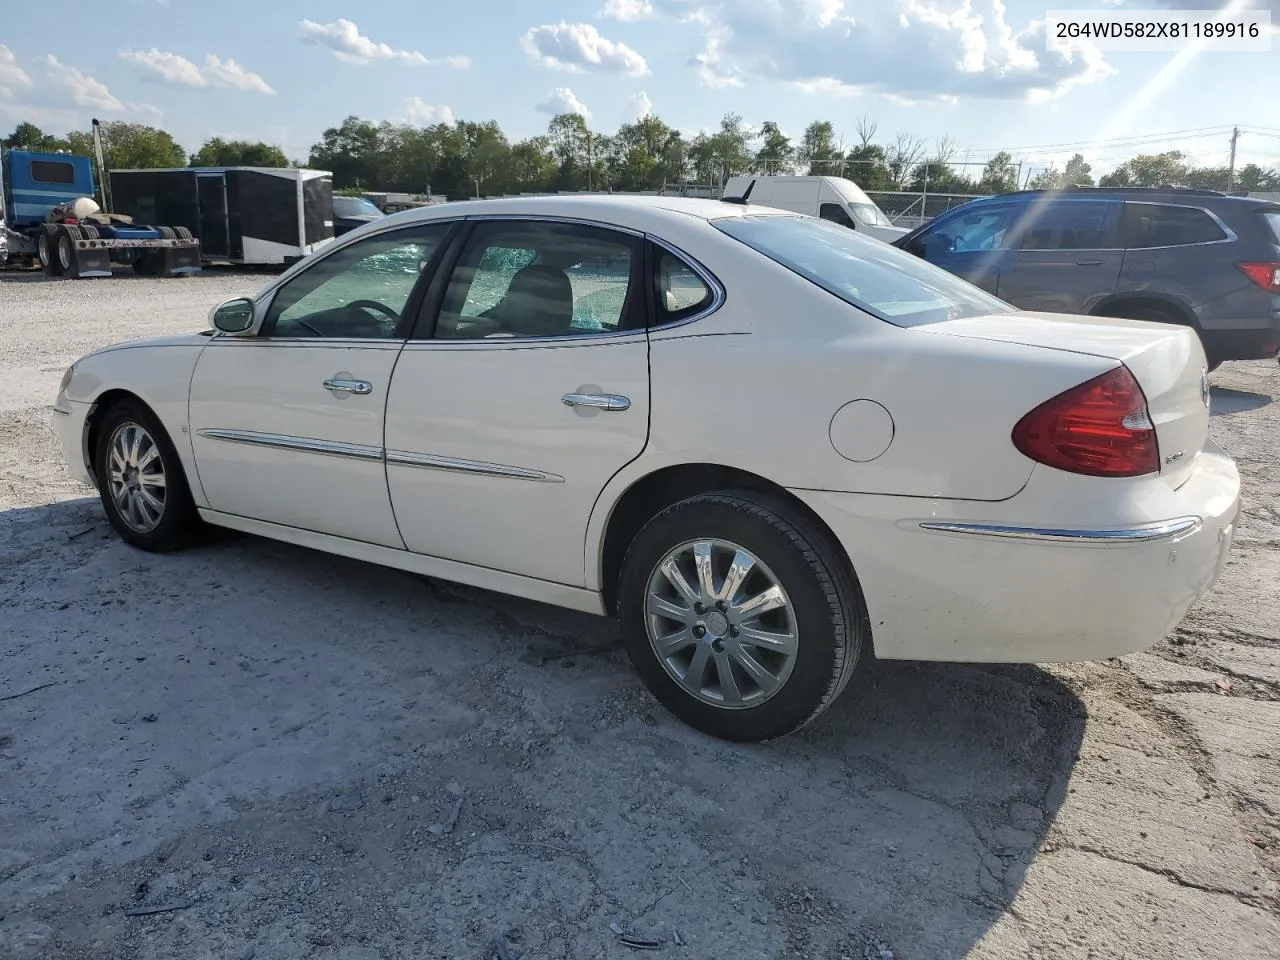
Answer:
175;226;193;241
56;229;75;274
38;229;62;276
159;226;176;241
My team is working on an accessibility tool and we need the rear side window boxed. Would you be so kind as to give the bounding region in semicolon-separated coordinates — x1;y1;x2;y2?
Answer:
1015;199;1121;250
1123;203;1227;248
31;160;76;185
653;247;714;326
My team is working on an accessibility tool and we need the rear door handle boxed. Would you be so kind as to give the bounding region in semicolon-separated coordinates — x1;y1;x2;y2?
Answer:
324;378;373;395
1075;259;1104;266
561;393;630;411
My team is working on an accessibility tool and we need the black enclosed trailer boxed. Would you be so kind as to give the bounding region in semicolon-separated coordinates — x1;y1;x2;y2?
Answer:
109;166;335;266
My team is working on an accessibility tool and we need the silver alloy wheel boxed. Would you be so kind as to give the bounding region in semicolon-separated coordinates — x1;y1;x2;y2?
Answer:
57;233;73;272
107;422;167;533
644;538;799;709
38;232;52;268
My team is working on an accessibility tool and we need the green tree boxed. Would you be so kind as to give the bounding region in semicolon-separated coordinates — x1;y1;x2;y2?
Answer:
754;121;795;175
978;151;1019;194
1236;163;1280;191
190;137;289;167
798;120;842;176
688;113;753;186
63;122;186;170
308;116;384;188
3;122;70;151
1099;150;1188;188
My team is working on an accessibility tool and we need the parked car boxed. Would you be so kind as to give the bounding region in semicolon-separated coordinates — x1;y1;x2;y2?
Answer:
722;175;910;244
332;194;387;236
52;195;1240;741
893;187;1280;369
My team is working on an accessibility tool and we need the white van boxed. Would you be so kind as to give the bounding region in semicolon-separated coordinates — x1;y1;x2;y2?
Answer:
721;175;909;243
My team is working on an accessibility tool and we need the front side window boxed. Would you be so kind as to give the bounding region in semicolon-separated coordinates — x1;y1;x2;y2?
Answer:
715;214;1013;327
1015;199;1122;250
435;220;642;339
263;223;452;338
1122;202;1227;248
819;203;856;228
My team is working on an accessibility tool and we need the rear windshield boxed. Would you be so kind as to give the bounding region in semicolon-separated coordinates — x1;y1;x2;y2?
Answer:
715;214;1013;326
1264;211;1280;244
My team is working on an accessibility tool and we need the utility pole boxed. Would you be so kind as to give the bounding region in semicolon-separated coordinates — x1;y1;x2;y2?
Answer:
1227;126;1240;192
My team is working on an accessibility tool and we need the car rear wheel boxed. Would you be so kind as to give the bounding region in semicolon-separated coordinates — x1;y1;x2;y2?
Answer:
93;400;200;552
38;229;62;276
617;491;866;742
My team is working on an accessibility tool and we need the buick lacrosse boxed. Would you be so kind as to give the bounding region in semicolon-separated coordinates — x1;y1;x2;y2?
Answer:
53;195;1240;741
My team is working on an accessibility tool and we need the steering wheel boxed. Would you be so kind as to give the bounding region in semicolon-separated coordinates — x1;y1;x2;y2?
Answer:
345;299;399;323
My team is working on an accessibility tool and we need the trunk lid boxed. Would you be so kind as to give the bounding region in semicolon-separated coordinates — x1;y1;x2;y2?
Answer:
923;311;1211;489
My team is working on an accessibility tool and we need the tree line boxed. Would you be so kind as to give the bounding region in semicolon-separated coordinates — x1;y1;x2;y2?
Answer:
5;114;1277;200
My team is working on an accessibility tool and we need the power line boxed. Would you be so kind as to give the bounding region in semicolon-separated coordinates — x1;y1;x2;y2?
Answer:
963;125;1235;154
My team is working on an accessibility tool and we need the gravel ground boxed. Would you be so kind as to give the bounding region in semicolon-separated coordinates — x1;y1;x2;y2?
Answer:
1;271;1278;960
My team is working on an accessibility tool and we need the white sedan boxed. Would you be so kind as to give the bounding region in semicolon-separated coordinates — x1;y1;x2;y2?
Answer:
52;195;1241;741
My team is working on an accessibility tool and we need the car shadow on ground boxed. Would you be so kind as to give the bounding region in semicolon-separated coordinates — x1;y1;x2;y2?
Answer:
0;497;1085;959
1211;386;1273;417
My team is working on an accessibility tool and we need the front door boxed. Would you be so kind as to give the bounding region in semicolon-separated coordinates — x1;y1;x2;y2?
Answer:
196;175;229;258
384;218;651;587
996;198;1124;313
917;203;1019;295
188;222;455;546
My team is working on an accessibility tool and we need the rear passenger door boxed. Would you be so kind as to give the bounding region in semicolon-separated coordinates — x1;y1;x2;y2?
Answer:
1118;201;1235;309
996;198;1123;314
382;217;653;588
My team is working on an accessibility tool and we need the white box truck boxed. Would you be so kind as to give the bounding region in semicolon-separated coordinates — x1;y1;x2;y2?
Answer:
721;175;909;243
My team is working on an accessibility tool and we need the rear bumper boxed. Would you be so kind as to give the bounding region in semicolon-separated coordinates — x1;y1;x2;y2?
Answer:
1200;325;1280;362
793;442;1241;663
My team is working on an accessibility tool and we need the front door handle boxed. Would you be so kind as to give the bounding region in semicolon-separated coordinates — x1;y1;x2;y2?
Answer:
324;378;373;395
561;392;630;412
1075;259;1104;266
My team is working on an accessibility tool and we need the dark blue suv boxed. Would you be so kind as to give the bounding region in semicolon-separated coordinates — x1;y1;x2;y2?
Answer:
894;187;1280;369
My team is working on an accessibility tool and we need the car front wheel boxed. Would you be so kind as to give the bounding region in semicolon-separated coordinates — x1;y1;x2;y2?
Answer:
618;491;867;742
93;400;200;552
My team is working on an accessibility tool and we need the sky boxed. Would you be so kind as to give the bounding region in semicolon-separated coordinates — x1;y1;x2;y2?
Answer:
1;0;1279;180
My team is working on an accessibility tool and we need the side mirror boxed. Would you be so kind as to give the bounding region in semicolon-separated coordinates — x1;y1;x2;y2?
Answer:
211;297;255;334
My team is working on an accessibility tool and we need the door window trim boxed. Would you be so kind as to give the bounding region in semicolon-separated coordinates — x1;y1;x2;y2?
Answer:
409;215;652;345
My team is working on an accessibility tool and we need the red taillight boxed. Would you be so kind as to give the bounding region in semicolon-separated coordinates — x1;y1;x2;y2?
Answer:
1012;366;1159;478
1237;261;1280;293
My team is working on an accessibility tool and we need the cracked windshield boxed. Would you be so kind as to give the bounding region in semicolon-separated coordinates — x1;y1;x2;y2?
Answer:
1;1;1278;959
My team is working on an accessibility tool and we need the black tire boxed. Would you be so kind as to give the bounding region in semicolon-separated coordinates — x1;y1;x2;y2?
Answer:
174;226;193;240
38;229;62;276
617;491;867;742
82;224;100;240
92;399;200;552
159;226;176;241
56;228;75;275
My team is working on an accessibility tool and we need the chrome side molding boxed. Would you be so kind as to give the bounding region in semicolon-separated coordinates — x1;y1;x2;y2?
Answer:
917;517;1201;543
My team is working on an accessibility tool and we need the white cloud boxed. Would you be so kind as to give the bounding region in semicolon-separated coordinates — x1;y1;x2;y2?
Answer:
521;22;649;75
298;18;470;68
668;0;1112;101
600;0;655;20
120;49;276;95
0;45;33;98
45;56;125;111
537;86;592;119
404;97;455;125
624;90;653;121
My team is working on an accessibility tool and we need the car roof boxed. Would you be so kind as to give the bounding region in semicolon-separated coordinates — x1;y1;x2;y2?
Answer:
383;193;791;230
967;187;1277;208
